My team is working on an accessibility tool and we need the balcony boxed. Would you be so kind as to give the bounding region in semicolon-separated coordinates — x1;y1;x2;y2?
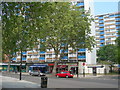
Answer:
99;17;103;19
116;22;120;25
99;24;104;27
40;51;45;54
46;51;53;54
109;15;114;18
115;14;120;17
78;56;86;59
33;52;38;55
16;58;20;62
99;32;104;35
22;52;27;55
76;2;84;6
78;49;85;52
26;58;32;62
116;18;120;21
116;26;120;29
100;36;105;39
100;40;105;43
32;58;39;63
60;49;68;53
78;56;86;60
46;58;52;60
22;57;26;61
11;58;16;61
61;56;68;60
16;58;26;61
99;28;104;31
100;44;104;47
99;20;104;23
39;57;45;60
69;57;77;60
27;52;33;55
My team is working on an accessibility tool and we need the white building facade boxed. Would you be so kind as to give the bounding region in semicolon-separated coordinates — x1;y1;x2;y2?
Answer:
95;12;120;50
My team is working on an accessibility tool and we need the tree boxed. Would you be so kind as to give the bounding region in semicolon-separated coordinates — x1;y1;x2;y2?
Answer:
116;31;120;64
34;2;95;74
2;2;37;72
97;44;118;64
2;2;95;75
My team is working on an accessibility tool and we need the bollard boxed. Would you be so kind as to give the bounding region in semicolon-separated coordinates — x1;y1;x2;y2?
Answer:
41;76;48;88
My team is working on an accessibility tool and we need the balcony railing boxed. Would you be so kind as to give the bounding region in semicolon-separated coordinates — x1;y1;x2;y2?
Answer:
100;44;104;47
100;40;105;43
61;56;68;59
78;56;86;59
39;57;45;60
78;49;85;52
76;2;84;6
99;17;103;19
22;52;27;55
22;57;26;61
99;24;104;27
99;28;104;31
100;36;105;39
99;32;104;34
40;51;45;54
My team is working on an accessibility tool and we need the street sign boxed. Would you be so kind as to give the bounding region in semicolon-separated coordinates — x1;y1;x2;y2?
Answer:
82;63;85;66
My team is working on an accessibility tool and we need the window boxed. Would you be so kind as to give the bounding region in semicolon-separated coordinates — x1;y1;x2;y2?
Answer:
61;72;67;74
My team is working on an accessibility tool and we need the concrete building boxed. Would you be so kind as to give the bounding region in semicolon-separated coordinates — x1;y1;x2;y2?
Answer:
95;12;120;50
11;0;96;65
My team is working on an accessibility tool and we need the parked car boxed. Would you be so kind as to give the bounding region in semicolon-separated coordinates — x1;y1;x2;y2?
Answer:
55;71;74;78
29;70;45;76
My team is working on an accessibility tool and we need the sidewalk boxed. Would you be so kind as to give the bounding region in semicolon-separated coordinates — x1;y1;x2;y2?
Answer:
73;74;103;78
1;75;40;88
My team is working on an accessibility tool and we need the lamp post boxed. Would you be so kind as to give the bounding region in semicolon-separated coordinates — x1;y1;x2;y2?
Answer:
20;49;22;80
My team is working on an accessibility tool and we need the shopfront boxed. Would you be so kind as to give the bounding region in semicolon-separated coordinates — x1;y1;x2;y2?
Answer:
0;63;26;72
56;65;68;73
69;65;78;74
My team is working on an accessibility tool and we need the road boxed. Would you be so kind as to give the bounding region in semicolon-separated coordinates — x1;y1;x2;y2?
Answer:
2;72;119;88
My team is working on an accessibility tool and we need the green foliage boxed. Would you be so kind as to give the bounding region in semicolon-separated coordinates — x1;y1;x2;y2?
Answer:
2;2;37;60
31;2;95;74
115;30;120;64
97;44;118;64
2;2;95;73
34;2;95;56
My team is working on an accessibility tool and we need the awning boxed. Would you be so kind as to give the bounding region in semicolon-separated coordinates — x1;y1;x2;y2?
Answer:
48;64;54;66
70;65;77;67
30;65;47;68
57;65;67;68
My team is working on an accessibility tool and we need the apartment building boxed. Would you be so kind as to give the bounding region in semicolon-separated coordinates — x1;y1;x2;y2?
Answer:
12;0;96;65
95;12;120;50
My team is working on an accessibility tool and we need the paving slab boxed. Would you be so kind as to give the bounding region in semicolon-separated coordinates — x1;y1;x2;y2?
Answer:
1;75;40;88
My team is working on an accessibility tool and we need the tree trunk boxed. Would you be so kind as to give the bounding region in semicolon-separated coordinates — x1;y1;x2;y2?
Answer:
52;54;59;75
7;55;11;72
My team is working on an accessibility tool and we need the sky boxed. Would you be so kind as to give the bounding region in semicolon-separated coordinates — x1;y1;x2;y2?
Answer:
94;0;120;15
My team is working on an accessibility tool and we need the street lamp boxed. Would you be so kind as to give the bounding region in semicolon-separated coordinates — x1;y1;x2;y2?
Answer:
20;49;22;80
